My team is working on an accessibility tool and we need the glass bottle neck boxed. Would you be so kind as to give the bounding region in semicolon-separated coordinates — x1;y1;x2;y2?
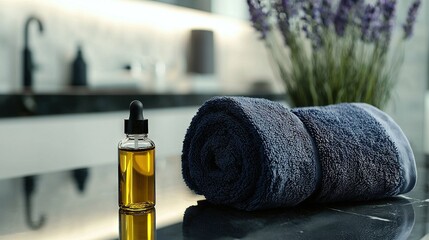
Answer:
126;134;148;139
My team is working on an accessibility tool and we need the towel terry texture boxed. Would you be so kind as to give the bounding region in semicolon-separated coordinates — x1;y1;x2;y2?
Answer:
181;97;417;211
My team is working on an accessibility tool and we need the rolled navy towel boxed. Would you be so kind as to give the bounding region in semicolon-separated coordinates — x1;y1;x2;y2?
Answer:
181;97;417;211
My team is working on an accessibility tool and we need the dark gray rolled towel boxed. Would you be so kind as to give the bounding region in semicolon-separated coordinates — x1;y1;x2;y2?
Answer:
291;103;416;202
181;97;417;210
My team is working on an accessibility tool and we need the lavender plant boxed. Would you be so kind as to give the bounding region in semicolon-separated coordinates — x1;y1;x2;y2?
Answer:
247;0;421;108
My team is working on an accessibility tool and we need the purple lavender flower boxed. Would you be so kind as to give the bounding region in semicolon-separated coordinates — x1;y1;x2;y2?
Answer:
273;0;304;45
273;0;303;29
247;0;271;39
246;0;421;47
302;1;321;24
403;0;421;39
301;1;325;48
361;5;374;37
334;0;363;36
275;0;291;17
376;0;396;41
273;0;291;37
320;0;333;27
361;4;381;42
377;0;395;17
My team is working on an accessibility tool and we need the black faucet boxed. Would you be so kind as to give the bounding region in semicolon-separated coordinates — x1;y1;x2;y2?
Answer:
23;16;44;90
21;17;45;231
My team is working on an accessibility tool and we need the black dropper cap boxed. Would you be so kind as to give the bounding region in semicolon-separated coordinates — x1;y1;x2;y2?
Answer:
124;100;148;134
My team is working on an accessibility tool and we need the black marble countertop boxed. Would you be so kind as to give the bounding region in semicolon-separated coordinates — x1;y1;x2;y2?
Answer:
154;156;429;240
0;92;284;118
159;197;424;240
0;154;427;240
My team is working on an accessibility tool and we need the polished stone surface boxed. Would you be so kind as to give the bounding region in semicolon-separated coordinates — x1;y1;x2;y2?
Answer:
178;198;421;240
0;93;283;118
154;159;429;240
0;155;427;240
157;192;428;239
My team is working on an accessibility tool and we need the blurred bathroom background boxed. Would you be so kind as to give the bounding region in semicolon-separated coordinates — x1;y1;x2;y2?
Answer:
0;0;427;239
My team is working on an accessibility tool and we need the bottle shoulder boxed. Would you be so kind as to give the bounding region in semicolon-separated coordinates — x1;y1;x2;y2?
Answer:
118;136;155;150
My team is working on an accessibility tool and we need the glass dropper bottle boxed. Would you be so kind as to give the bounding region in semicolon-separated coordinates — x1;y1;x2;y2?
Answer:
118;100;155;211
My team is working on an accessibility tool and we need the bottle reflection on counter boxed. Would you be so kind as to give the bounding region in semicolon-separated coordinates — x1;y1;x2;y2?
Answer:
119;208;156;240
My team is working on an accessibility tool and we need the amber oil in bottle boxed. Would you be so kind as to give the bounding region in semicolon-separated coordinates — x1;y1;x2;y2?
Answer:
119;100;155;211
